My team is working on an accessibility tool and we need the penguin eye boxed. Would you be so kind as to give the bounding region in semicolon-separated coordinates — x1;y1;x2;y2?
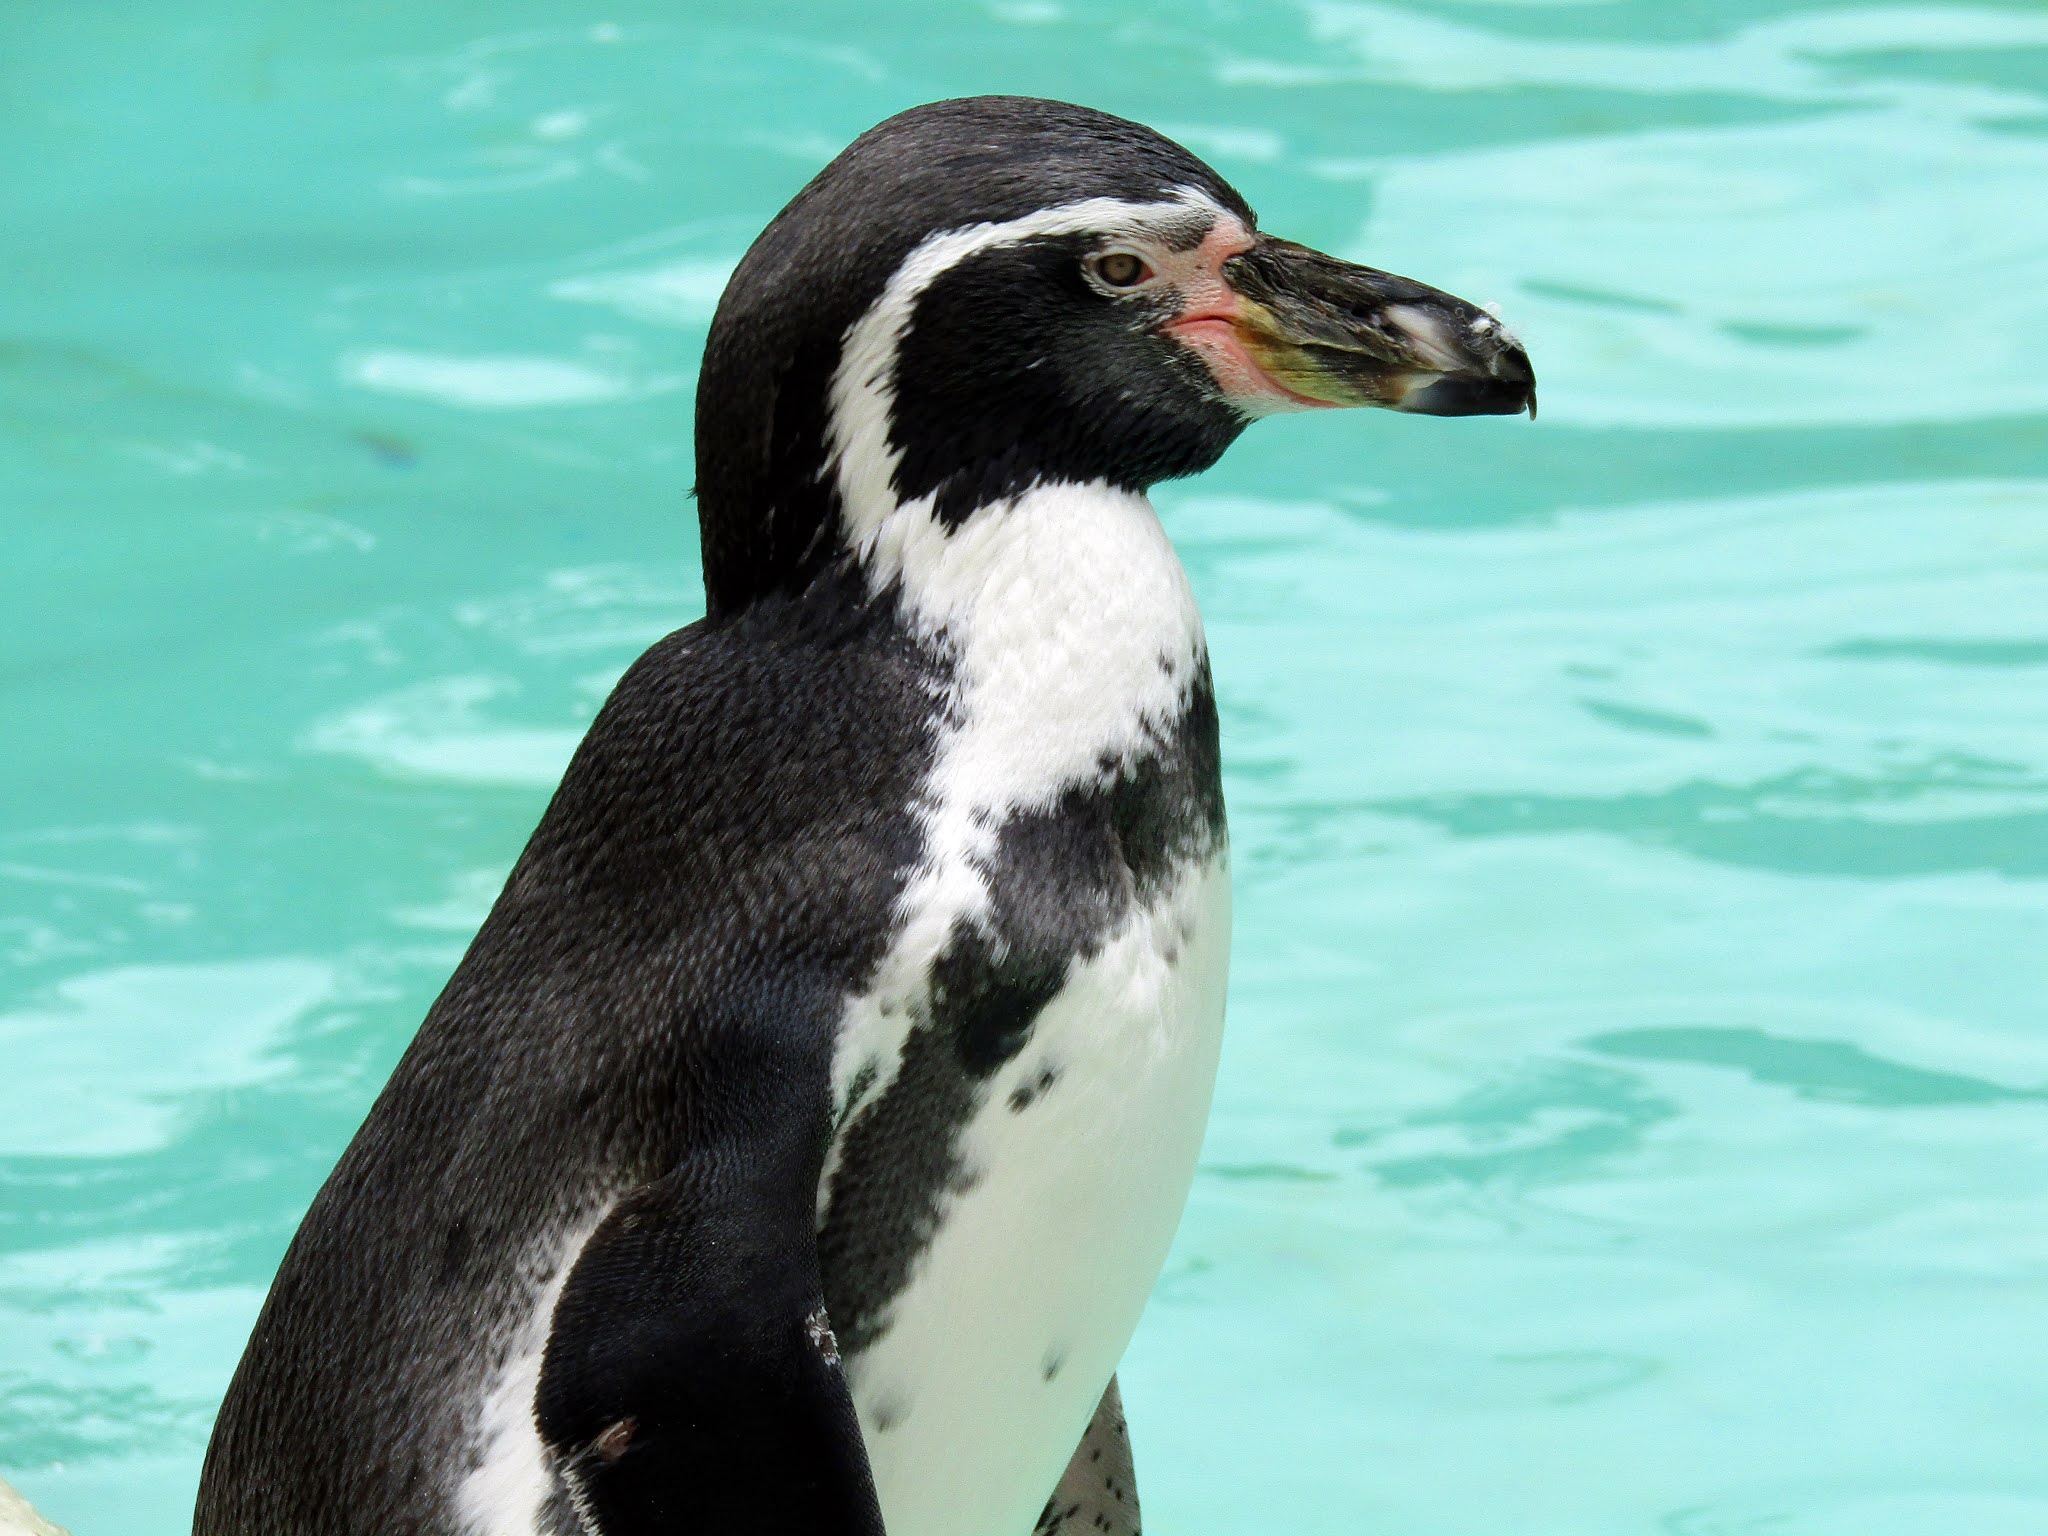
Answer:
1088;251;1155;290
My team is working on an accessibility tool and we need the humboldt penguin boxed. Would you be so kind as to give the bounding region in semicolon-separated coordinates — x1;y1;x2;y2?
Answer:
196;94;1533;1536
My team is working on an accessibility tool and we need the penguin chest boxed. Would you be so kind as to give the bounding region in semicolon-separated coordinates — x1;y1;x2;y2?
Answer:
819;850;1230;1536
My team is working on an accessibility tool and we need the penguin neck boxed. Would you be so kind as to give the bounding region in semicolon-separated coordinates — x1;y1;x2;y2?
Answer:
862;479;1207;810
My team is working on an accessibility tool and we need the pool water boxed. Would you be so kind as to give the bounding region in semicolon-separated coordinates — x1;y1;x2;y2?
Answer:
4;2;2046;1531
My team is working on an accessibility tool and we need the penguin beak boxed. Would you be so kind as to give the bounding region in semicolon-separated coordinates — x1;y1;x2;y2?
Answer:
1178;235;1537;420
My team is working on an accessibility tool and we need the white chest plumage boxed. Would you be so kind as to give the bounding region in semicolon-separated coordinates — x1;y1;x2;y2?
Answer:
848;858;1229;1536
822;479;1231;1536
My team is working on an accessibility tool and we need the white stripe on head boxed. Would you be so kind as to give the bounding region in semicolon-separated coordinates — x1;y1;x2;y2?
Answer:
823;187;1232;586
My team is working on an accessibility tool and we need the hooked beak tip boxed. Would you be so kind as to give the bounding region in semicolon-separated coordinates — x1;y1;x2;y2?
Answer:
1392;304;1537;420
1393;333;1538;419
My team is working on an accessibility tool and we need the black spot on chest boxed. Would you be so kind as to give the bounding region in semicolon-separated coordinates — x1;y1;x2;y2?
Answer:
930;920;1070;1076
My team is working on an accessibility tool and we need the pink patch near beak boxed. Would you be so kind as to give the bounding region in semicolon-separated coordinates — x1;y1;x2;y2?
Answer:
1160;221;1336;416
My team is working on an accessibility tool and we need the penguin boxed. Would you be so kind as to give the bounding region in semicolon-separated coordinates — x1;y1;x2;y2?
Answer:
195;95;1533;1536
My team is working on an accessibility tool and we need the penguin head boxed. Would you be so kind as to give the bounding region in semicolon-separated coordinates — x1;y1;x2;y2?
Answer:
695;96;1533;618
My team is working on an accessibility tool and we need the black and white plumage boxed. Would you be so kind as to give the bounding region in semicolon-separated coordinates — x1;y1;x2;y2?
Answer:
195;96;1533;1536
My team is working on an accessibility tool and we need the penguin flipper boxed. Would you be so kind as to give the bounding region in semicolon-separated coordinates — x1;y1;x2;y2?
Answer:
1036;1375;1141;1535
535;1090;883;1536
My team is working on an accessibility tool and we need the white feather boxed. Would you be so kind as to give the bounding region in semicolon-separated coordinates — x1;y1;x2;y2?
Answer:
0;1477;67;1536
823;476;1209;1128
456;1208;610;1536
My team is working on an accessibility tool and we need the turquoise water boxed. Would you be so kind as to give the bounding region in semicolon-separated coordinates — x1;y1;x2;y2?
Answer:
4;1;2046;1530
